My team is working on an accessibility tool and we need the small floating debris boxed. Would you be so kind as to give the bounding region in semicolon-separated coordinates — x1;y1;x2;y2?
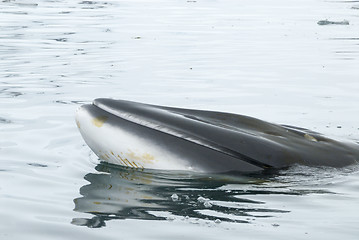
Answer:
0;117;11;124
54;38;67;42
79;1;97;4
317;19;349;25
214;219;221;224
28;163;48;168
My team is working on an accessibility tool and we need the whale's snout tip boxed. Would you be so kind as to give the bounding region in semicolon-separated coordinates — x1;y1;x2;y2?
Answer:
75;104;98;130
75;106;82;129
75;104;87;129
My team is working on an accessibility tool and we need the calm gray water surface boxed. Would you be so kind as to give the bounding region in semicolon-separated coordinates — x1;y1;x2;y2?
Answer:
1;0;359;239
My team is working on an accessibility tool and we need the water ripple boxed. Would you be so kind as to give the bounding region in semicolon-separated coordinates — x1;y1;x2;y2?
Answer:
1;0;359;238
72;163;342;228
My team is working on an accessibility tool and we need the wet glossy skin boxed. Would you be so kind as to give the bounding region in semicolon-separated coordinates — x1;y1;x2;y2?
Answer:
76;99;359;173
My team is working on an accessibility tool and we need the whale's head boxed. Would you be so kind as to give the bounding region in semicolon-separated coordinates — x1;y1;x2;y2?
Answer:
76;99;359;173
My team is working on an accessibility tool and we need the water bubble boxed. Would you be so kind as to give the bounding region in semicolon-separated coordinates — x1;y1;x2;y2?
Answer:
204;201;212;208
197;196;205;202
214;219;221;224
171;193;179;201
197;196;209;203
167;216;175;221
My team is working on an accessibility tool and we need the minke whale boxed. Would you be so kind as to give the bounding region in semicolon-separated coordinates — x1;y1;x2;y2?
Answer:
76;98;359;173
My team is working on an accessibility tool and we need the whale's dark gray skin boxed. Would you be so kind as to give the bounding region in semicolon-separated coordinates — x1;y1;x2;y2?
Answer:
76;98;359;173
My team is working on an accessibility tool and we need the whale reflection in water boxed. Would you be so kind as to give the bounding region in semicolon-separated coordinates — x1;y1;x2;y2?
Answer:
72;162;336;228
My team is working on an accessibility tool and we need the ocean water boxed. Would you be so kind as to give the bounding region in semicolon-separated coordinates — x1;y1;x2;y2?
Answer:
1;0;359;239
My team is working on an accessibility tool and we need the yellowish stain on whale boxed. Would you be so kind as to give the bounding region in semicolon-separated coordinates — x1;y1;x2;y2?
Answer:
131;161;140;168
99;150;147;170
92;116;108;127
125;158;136;168
304;133;318;142
117;154;130;167
142;153;155;161
114;153;144;169
126;150;156;164
76;119;81;129
116;154;127;166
